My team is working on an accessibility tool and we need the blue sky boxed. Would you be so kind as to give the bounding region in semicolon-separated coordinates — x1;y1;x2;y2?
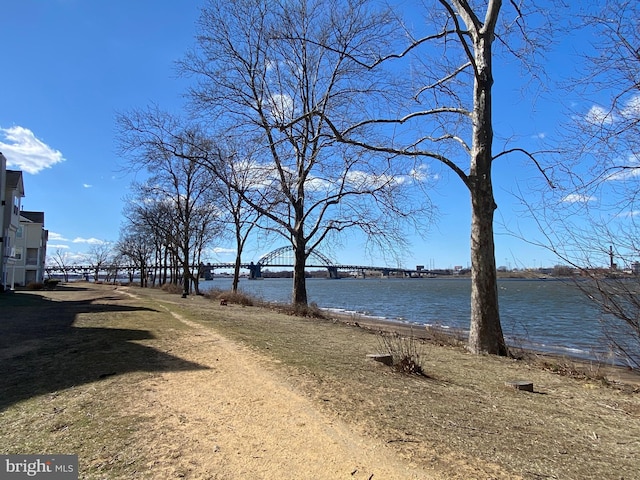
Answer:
0;1;610;270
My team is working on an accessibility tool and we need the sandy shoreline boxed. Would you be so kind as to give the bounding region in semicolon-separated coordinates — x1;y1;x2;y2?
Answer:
321;307;640;386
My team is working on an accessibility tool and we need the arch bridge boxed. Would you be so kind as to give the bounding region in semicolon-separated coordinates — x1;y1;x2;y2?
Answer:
246;246;340;279
205;246;423;279
45;246;426;281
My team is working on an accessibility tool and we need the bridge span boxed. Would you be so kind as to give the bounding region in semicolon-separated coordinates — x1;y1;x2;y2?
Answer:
45;246;433;280
203;246;428;279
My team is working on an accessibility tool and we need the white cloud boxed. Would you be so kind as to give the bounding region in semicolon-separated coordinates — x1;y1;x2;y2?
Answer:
213;247;236;254
531;132;546;140
72;237;105;245
0;126;65;174
408;164;431;182
48;232;69;242
584;105;615;126
267;93;295;123
620;94;640;119
615;210;640;218
344;166;433;189
584;95;640;128
83;183;92;188
605;152;640;181
47;244;70;249
562;193;596;203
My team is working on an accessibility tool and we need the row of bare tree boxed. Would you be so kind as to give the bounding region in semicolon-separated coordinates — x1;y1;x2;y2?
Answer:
108;0;638;363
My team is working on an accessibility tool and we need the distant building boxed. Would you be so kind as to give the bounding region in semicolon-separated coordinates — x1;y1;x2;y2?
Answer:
14;211;48;286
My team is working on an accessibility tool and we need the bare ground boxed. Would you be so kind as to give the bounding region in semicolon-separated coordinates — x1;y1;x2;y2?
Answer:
1;283;639;479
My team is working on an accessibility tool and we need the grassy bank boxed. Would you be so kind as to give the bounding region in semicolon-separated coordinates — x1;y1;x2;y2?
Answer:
1;283;639;479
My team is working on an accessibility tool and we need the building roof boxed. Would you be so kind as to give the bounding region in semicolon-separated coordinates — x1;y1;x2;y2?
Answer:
20;211;45;224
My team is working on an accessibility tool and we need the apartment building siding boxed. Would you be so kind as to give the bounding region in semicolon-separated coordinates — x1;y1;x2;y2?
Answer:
15;211;48;286
1;167;25;290
0;153;5;288
1;152;48;290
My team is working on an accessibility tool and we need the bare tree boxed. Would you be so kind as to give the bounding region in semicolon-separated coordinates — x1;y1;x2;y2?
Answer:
105;252;125;285
212;142;264;292
125;189;178;287
120;110;266;293
317;0;555;355
118;110;223;297
181;0;429;306
528;0;640;366
85;242;113;282
116;228;155;287
48;249;72;283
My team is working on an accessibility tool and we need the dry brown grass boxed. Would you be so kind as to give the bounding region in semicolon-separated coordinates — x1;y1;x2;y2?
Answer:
203;287;257;306
2;283;639;479
157;288;640;480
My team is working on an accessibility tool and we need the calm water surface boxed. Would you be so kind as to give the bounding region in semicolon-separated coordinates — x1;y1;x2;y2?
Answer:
201;277;624;362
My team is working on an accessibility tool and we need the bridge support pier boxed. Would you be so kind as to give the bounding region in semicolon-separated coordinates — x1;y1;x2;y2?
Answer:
201;264;214;281
248;262;262;280
327;266;339;279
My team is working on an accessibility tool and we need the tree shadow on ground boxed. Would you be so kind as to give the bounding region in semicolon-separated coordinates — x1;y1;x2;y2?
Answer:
0;287;209;411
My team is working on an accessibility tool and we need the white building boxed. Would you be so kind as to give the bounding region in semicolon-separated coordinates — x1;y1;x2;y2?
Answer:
1;152;48;290
1;154;25;290
14;211;48;286
0;153;5;287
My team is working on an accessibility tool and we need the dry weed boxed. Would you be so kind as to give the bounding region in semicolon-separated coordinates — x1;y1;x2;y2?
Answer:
377;332;428;376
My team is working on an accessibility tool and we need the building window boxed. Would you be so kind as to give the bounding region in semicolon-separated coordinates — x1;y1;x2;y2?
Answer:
16;226;23;238
26;248;38;265
14;247;22;260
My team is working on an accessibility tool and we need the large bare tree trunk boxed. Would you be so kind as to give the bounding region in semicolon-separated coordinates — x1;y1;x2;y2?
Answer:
232;230;243;292
292;235;308;306
469;180;507;354
466;22;507;355
182;257;190;297
232;256;241;293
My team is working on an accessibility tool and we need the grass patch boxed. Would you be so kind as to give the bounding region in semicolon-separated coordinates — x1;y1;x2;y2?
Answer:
3;284;640;479
0;285;204;479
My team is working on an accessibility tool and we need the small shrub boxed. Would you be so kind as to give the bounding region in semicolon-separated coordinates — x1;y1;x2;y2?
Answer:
204;289;257;307
537;359;609;384
377;332;428;376
26;282;44;290
161;283;184;294
43;279;59;290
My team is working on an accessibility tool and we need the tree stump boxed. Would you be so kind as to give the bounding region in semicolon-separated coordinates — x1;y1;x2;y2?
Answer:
367;354;393;366
505;380;534;392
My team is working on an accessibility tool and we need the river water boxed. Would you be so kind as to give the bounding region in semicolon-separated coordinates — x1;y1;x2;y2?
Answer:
200;276;635;364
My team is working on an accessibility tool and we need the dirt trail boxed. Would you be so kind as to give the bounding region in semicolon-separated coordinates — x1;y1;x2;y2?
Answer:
121;293;438;479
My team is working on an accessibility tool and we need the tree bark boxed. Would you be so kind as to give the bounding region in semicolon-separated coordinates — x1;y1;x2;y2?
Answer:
182;256;190;297
232;231;242;293
292;237;308;306
466;22;508;356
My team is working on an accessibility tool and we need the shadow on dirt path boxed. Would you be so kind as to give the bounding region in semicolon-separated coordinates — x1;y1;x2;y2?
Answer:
0;285;209;411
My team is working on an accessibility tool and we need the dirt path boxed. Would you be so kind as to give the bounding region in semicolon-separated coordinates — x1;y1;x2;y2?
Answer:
120;290;438;479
